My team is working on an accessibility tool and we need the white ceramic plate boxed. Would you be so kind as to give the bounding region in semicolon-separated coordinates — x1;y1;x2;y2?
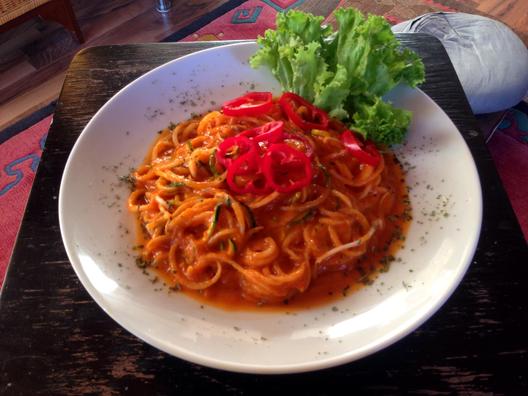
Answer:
59;42;482;374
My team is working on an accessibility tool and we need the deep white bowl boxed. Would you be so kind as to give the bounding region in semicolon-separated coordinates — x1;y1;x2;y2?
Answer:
59;42;482;373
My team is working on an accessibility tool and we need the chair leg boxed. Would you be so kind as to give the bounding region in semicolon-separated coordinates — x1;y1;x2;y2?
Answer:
38;0;85;43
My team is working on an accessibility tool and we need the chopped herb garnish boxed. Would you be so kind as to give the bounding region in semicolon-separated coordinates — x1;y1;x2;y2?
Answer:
228;239;237;254
169;182;186;187
289;209;316;226
207;203;222;238
119;174;136;189
317;163;331;186
167;199;177;210
240;202;257;228
209;149;220;177
135;257;148;269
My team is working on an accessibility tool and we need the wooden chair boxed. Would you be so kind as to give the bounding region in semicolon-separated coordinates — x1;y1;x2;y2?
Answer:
0;0;84;43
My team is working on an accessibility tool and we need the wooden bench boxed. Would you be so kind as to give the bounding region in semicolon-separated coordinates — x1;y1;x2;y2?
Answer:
0;0;84;43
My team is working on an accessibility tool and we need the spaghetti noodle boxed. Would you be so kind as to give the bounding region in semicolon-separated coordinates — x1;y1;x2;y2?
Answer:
127;92;410;308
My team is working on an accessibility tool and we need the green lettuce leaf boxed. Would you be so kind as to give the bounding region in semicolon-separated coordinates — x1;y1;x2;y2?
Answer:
250;11;332;99
313;64;351;120
250;7;425;145
352;97;411;146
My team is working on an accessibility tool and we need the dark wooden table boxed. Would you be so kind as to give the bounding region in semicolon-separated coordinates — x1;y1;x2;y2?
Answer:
1;35;527;395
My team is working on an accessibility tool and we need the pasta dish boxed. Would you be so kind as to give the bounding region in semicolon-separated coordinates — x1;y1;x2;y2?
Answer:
127;92;410;309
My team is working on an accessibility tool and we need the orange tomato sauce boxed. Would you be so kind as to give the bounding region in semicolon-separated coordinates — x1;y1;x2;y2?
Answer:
133;151;410;311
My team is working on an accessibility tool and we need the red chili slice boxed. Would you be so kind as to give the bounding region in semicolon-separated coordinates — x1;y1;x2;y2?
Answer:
340;130;381;167
240;121;284;143
226;153;271;195
222;92;273;117
279;92;329;131
262;143;313;193
216;136;257;169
